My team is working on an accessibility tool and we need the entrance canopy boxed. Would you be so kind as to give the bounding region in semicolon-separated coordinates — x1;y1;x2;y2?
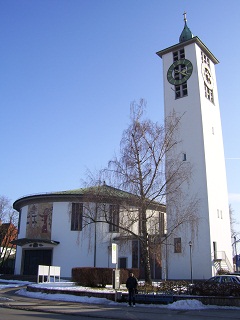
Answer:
11;238;60;247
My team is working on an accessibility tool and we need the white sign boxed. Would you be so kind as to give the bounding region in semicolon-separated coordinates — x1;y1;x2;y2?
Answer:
37;265;49;283
37;265;61;283
49;266;61;282
112;243;118;264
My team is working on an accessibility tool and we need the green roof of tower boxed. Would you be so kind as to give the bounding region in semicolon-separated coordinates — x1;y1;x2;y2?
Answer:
179;12;193;43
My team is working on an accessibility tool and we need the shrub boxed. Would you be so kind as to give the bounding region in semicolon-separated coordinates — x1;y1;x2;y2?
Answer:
72;267;140;287
217;269;230;275
72;267;111;287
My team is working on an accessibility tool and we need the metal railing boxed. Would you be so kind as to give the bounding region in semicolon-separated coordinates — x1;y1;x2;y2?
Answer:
213;251;233;273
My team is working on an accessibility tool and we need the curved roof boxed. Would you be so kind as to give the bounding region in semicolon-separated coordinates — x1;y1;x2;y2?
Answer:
13;184;165;212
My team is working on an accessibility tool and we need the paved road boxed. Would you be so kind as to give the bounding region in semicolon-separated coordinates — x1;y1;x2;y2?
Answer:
1;286;240;320
0;308;96;320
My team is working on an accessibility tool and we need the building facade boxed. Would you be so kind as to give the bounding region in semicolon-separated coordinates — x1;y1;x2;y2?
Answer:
157;15;233;279
13;184;165;278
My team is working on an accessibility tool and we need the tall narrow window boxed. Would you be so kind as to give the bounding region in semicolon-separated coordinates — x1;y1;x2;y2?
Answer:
109;204;119;232
172;49;188;99
173;51;179;61
159;212;165;236
175;83;188;99
71;203;83;231
174;237;182;253
132;240;139;268
173;49;185;61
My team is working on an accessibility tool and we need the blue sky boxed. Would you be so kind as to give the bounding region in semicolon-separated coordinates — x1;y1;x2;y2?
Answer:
0;1;239;229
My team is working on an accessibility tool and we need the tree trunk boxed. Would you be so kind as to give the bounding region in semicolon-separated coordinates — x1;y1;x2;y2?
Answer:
142;238;152;284
141;205;152;284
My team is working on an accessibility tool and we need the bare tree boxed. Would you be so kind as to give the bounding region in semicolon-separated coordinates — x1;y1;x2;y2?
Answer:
229;204;239;239
77;100;199;283
96;99;199;283
0;196;18;225
229;204;239;258
0;196;18;273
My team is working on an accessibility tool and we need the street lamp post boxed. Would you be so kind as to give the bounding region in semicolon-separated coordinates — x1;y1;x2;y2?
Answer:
189;241;193;283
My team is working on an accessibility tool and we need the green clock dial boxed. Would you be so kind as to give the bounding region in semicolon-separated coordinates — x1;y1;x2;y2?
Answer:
167;59;193;85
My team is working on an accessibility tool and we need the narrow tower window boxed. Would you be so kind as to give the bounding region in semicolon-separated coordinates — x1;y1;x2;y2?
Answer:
172;49;188;99
173;49;185;61
175;83;188;99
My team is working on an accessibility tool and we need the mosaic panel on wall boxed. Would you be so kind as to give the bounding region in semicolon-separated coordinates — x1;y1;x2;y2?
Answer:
26;203;53;239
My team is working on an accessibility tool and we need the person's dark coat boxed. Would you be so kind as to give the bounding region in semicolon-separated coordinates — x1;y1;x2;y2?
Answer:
126;275;138;289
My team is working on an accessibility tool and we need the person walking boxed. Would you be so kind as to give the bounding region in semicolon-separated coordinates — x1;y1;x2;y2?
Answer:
126;272;138;307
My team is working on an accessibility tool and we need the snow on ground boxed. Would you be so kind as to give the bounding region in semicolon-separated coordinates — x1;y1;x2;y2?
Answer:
29;281;117;293
1;279;240;310
0;279;32;290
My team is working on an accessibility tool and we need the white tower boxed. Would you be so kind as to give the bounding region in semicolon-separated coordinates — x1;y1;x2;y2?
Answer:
157;14;233;280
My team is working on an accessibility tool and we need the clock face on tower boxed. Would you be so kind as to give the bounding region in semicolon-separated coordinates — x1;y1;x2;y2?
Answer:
167;59;193;85
201;63;214;90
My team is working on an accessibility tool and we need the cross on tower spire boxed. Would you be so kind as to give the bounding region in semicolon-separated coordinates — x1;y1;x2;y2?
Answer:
183;11;187;23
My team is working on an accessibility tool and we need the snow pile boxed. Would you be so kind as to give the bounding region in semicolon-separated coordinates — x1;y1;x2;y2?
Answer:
16;288;117;305
168;299;207;310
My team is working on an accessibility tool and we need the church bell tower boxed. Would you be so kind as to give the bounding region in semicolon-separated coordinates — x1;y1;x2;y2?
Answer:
157;14;233;280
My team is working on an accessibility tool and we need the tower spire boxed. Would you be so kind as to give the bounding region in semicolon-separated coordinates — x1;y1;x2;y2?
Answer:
179;11;193;43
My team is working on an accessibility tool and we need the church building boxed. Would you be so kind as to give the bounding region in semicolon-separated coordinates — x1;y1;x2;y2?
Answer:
12;15;232;281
